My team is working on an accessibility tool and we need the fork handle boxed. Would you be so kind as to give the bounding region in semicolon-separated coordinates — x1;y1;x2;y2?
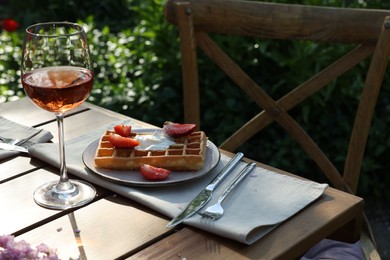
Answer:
14;129;43;145
218;162;256;203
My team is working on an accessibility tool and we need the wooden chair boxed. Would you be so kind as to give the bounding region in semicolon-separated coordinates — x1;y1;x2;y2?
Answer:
165;0;390;259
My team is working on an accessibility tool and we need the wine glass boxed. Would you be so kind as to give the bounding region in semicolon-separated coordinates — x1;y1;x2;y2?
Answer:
21;22;96;209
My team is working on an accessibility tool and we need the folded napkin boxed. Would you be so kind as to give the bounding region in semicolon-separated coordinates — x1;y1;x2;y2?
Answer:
29;120;328;245
0;116;53;160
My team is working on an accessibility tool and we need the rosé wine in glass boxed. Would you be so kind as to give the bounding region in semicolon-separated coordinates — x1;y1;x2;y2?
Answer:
22;66;93;113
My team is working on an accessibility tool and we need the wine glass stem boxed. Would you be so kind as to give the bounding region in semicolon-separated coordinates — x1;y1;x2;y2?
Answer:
56;113;72;191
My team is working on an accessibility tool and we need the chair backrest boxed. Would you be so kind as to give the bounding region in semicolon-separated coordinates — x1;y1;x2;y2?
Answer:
164;0;390;194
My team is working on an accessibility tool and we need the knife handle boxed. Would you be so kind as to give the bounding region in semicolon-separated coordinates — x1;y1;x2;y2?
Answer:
206;152;244;191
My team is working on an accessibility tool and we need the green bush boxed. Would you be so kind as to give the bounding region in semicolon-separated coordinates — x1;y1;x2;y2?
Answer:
1;0;390;203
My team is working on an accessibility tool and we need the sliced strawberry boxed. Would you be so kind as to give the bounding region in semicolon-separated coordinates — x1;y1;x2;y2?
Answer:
162;121;196;137
109;133;139;148
140;164;171;180
114;124;132;137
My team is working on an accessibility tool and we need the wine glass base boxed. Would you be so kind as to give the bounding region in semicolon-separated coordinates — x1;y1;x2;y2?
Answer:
33;180;96;210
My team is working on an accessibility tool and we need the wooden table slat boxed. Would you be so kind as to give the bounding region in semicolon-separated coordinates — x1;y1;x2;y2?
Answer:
0;156;43;182
0;98;88;127
0;169;66;235
17;195;172;260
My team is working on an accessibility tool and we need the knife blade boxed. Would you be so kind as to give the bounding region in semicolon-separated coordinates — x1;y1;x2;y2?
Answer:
166;152;244;227
0;143;28;153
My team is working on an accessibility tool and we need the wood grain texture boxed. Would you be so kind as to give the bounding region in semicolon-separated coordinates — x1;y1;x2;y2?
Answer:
344;16;390;193
18;195;171;260
0;98;87;126
0;156;42;182
176;2;201;130
131;185;363;259
220;44;374;151
0;169;70;235
165;0;390;44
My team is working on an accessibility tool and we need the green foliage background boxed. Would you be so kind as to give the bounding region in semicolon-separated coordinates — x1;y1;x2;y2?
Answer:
1;0;390;203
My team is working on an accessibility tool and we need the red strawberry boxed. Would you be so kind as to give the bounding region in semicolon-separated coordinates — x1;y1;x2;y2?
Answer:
114;124;132;137
162;121;196;137
140;164;171;180
109;133;139;148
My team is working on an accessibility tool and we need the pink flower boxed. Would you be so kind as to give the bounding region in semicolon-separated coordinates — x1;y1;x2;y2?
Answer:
0;235;58;260
2;18;19;32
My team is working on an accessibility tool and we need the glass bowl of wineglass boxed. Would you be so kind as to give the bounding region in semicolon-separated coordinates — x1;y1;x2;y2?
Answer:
21;22;96;209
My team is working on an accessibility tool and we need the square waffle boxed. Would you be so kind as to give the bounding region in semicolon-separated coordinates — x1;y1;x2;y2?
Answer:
94;130;208;171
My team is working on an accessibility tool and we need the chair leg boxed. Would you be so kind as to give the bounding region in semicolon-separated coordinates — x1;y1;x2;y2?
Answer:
360;232;381;260
360;212;381;260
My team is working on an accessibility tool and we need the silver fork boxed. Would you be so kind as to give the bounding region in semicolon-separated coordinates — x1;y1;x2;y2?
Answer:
199;162;256;220
0;129;43;145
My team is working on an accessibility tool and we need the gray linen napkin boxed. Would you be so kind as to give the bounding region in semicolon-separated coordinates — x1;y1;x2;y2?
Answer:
0;116;53;160
29;120;328;245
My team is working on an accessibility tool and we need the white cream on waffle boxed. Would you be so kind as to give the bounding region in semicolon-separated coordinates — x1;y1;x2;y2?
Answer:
133;131;175;150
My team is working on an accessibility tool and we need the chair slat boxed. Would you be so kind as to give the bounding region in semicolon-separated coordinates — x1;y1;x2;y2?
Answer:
165;0;390;44
344;17;390;193
196;31;347;191
175;2;200;129
221;44;374;151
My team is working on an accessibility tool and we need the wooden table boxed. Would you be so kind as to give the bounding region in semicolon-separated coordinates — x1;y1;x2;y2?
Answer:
0;98;363;259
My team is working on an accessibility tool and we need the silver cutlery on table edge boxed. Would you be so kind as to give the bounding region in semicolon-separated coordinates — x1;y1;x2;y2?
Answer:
0;129;43;153
199;162;256;220
166;152;245;227
0;143;28;153
0;128;43;145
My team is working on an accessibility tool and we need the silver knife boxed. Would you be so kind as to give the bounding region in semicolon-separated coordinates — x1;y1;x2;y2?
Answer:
166;152;244;227
0;143;28;153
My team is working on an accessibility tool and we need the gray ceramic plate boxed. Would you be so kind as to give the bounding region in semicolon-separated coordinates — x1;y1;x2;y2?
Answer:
82;129;220;187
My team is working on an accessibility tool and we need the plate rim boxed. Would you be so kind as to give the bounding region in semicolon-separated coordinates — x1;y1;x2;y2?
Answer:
82;128;221;187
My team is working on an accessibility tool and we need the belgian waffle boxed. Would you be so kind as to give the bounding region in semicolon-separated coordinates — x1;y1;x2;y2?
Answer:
94;130;208;171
